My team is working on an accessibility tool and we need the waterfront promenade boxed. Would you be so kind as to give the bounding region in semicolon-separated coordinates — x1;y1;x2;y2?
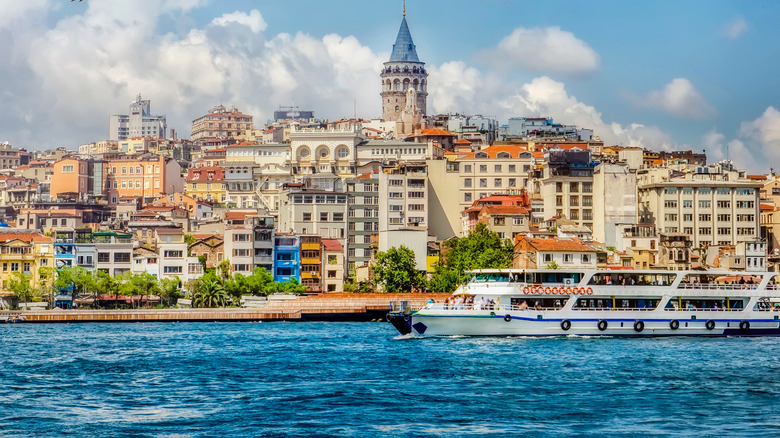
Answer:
3;293;451;323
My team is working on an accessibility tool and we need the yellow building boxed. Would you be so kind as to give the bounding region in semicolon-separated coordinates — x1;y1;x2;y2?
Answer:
0;231;54;304
186;166;226;203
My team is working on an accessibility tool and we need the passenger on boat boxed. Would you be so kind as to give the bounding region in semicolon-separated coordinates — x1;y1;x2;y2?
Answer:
519;300;529;310
534;300;542;310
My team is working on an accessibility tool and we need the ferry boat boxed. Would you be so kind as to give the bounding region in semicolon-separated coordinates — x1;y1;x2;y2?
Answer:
387;269;780;337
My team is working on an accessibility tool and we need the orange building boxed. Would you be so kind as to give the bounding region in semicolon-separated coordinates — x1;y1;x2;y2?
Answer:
50;158;95;200
104;155;183;205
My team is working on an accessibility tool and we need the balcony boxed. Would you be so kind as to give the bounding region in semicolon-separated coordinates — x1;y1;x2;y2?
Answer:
301;243;319;251
275;260;298;268
301;257;321;265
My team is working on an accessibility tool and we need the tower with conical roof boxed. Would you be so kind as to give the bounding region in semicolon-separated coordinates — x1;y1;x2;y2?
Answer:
381;8;427;123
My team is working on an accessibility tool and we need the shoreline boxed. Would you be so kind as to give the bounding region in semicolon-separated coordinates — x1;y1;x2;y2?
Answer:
1;292;451;323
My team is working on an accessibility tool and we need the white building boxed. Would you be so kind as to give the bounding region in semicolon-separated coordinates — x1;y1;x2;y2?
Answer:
109;94;167;141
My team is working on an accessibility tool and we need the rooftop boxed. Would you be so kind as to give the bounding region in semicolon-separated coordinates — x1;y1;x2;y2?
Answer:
388;17;420;63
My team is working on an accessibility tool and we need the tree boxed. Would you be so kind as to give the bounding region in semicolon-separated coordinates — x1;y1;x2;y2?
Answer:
184;234;195;256
372;246;426;292
428;223;514;292
546;261;560;270
97;270;123;309
38;266;56;308
8;271;35;310
216;259;231;280
159;277;182;307
131;272;160;308
54;266;97;303
191;272;229;308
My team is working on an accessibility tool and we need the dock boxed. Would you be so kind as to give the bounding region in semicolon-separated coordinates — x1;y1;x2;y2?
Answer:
5;293;452;323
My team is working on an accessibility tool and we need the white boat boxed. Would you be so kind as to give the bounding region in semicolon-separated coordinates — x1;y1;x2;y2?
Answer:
387;269;780;337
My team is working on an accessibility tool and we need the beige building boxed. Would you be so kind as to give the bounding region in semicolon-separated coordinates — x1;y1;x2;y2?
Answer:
638;164;761;247
456;145;535;212
540;148;596;229
278;189;348;242
378;162;428;234
191;105;254;142
322;238;344;292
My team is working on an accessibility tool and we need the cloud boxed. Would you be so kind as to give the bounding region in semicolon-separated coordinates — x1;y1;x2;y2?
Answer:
211;10;266;33
6;2;385;147
643;78;714;119
493;26;599;76
739;106;780;164
702;129;726;161
724;17;748;40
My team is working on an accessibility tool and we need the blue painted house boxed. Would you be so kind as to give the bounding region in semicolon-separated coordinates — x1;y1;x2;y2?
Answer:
273;234;300;283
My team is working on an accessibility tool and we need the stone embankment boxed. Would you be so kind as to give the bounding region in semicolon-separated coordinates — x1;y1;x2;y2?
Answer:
6;293;452;323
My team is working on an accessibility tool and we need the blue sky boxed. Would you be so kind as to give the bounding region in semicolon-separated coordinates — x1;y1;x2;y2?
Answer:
1;0;779;171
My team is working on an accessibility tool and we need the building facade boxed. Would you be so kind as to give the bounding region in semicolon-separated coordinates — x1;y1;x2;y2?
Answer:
109;94;167;141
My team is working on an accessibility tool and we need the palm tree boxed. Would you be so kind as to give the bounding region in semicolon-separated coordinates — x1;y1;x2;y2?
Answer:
192;274;228;308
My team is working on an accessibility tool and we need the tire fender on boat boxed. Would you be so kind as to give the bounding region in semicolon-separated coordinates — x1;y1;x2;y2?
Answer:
739;320;750;332
597;320;608;331
504;314;512;322
523;286;530;294
586;287;594;295
705;320;715;330
669;319;679;330
561;319;571;331
633;320;645;333
544;287;552;294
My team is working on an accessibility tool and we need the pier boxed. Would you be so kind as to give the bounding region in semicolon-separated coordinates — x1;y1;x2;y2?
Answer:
4;293;452;323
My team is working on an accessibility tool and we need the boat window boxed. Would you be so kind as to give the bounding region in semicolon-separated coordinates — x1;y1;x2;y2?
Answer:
665;297;745;311
679;274;761;290
588;272;676;286
516;272;583;285
573;297;661;310
510;297;567;310
754;298;780;311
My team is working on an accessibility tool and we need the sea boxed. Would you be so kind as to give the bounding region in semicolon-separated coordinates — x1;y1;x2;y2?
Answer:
1;322;779;437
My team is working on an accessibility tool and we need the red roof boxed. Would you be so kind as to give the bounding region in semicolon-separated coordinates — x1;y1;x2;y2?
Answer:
481;205;530;215
459;145;531;159
515;236;594;252
416;128;456;137
0;232;51;243
225;211;255;221
321;238;343;251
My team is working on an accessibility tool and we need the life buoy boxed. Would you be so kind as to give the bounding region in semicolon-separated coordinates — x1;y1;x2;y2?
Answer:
586;287;593;295
633;320;645;332
597;320;608;331
544;287;552;294
705;320;715;330
739;320;750;332
561;319;571;331
669;320;679;330
532;286;539;294
575;287;583;295
504;314;512;322
523;286;530;294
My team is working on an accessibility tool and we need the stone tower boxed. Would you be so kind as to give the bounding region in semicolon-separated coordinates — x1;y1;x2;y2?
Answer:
380;12;427;123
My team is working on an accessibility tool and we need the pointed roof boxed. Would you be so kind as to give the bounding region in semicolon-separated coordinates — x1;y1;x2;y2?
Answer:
389;17;420;63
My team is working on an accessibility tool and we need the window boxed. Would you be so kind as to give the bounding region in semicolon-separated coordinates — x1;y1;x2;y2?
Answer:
494;178;502;187
232;234;250;242
570;182;579;193
513;217;524;225
479;178;487;188
463;165;472;173
718;227;731;235
508;165;516;172
683;214;693;221
569;209;579;220
320;212;329;222
698;227;712;235
665;214;678;221
582;182;592;193
114;253;131;263
303;213;312;221
582;209;593;221
556;182;563;193
164;266;183;274
494;165;502;172
717;200;731;208
164;250;183;258
699;200;711;208
98;253;110;263
699;214;711;221
493;217;505;226
664;200;678;208
508;178;516;187
543;254;553;262
62;165;74;173
479;165;487;173
582;254;591;263
683;200;693;208
563;254;573;263
333;212;343;222
464;193;472;202
570;196;579;207
464;178;472;188
717;214;731;222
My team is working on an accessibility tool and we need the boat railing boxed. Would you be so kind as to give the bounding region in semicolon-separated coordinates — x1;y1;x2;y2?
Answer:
663;307;746;312
422;303;560;312
572;307;659;311
677;283;761;290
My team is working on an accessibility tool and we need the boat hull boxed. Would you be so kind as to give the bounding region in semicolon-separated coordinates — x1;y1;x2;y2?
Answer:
400;311;780;337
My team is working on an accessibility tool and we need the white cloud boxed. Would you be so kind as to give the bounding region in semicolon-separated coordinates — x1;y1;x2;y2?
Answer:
0;0;48;30
702;129;726;161
643;78;714;119
494;26;599;76
211;10;266;33
725;17;748;40
739;106;780;165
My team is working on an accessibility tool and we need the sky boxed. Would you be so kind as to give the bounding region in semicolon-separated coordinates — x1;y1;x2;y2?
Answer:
1;0;779;172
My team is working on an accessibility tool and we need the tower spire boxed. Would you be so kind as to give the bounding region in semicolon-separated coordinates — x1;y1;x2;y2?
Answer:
403;0;406;17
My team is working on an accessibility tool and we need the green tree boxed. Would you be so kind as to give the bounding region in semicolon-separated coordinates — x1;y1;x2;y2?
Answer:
159;277;182;307
191;272;229;308
8;271;35;309
131;272;160;308
372;245;426;292
38;266;56;308
54;266;97;303
216;259;231;280
428;223;514;292
546;261;560;270
97;270;123;309
184;234;195;256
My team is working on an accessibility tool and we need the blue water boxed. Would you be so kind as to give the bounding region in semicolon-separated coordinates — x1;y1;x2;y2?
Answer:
1;323;779;437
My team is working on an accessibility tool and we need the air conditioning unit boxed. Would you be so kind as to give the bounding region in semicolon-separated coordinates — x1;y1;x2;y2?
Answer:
563;278;574;285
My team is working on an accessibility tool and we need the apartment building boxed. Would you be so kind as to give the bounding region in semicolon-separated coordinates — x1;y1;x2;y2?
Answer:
322;238;344;292
513;236;597;270
592;163;637;246
109;94;167;141
540;148;596;229
378;162;429;232
273;234;300;283
104;155;183;205
345;175;379;272
191;105;254;142
278;188;348;241
637;165;762;247
455;145;535;213
187;166;226;203
300;235;322;292
156;228;202;283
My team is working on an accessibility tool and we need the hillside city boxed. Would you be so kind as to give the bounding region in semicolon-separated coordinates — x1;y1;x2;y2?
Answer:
0;14;776;309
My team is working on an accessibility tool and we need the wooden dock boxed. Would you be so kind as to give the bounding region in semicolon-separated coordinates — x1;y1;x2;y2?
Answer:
6;293;452;323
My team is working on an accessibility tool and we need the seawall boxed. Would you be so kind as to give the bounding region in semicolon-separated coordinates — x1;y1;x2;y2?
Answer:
5;293;453;323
